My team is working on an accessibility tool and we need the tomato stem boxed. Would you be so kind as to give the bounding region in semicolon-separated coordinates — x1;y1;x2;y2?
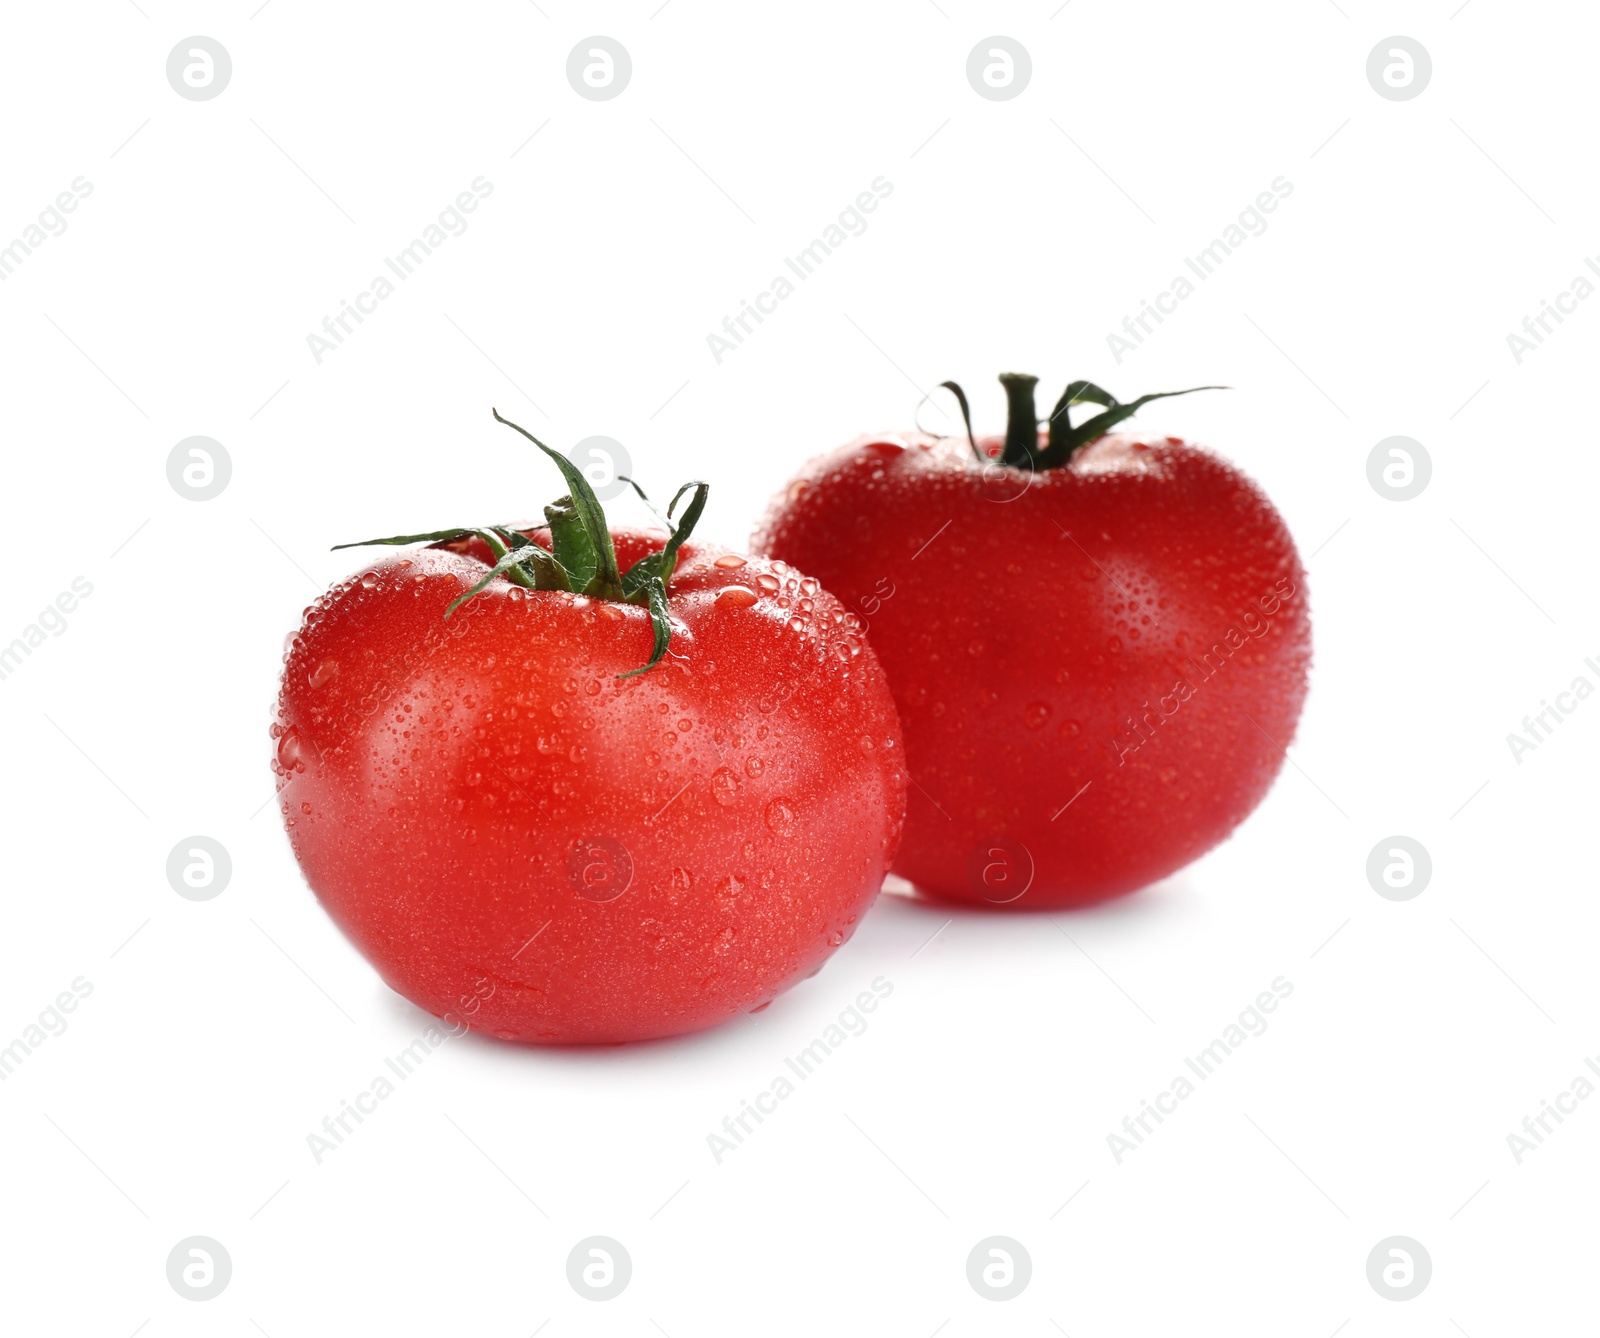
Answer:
999;373;1041;467
938;374;1231;472
328;410;714;677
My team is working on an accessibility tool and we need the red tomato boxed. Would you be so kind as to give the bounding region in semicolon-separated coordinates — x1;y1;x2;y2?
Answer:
273;417;905;1043
753;377;1310;909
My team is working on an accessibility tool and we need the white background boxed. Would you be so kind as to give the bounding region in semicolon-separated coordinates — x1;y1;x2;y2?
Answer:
1;1;1594;1333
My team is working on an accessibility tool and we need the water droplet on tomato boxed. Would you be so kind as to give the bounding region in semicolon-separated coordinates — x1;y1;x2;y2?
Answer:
711;767;738;806
756;573;780;594
276;726;303;769
308;658;339;689
1025;701;1052;729
765;799;795;835
714;554;746;569
361;572;379;589
717;586;758;608
745;756;764;778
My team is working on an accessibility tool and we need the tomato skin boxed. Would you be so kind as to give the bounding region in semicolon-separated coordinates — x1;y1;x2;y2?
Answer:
753;432;1311;909
273;530;905;1044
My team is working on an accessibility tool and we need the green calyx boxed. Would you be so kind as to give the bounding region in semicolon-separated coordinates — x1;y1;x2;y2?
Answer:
332;409;708;678
939;374;1228;471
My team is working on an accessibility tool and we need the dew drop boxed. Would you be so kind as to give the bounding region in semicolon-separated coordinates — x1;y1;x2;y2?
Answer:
1025;701;1053;730
711;767;739;806
308;658;339;689
765;799;795;835
717;586;758;609
276;727;303;770
714;554;747;569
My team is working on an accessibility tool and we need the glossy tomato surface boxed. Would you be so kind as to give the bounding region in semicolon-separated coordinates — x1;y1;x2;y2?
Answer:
754;432;1310;909
273;530;905;1043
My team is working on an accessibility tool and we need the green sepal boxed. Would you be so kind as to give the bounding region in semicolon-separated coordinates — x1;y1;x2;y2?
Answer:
332;523;539;553
622;480;708;596
544;496;604;596
331;527;473;551
477;528;567;591
493;409;622;593
444;532;570;616
936;381;981;462
617;574;674;679
1033;384;1227;469
489;526;535;550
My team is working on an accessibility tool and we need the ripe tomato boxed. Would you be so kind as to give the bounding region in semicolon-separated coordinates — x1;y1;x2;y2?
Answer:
753;375;1310;909
273;413;905;1043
